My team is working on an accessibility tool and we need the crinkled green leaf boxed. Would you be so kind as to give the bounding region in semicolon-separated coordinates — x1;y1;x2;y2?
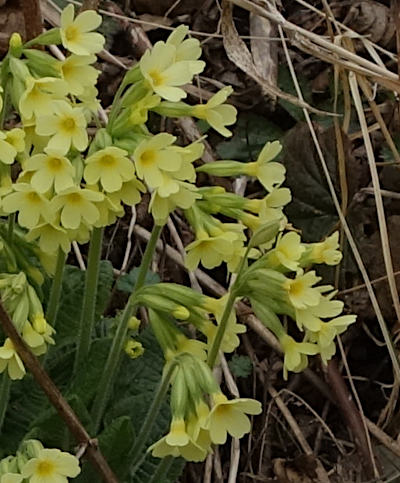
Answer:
76;416;135;482
54;261;114;345
216;113;283;161
117;267;160;294
282;124;339;241
228;354;253;378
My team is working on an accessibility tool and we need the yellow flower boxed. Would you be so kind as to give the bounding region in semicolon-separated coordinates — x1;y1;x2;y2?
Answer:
0;338;26;380
84;146;134;192
166;25;202;62
25;150;75;194
309;232;342;266
245;187;291;221
60;4;105;55
149;182;199;226
2;183;53;229
149;416;208;462
19;77;68;119
25;222;71;254
129;93;161;125
77;85;101;114
133;134;182;188
140;41;204;101
60;54;99;95
295;293;344;331
244;141;285;191
185;226;245;271
283;270;322;310
92;193;124;228
22;320;55;356
0;132;18;165
5;128;25;154
21;448;80;483
267;232;305;271
192;87;237;136
51;186;103;229
107;177;145;207
279;334;319;379
204;392;262;444
36;101;88;155
307;315;356;364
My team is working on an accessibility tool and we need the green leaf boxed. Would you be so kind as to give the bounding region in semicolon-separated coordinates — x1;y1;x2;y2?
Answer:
76;416;135;482
105;328;184;483
216;113;283;161
26;395;92;450
228;355;253;378
282;124;339;241
53;261;114;345
69;338;113;407
278;65;312;122
117;267;160;293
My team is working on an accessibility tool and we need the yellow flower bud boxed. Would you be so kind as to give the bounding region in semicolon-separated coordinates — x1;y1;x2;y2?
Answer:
127;316;141;331
124;340;144;359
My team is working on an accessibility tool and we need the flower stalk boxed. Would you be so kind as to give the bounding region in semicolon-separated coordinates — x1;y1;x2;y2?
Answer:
91;224;163;432
74;227;103;375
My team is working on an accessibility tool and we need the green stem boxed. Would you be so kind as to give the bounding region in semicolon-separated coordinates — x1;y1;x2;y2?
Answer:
128;361;177;474
73;227;103;375
91;224;163;432
148;457;174;483
207;246;250;368
46;249;67;328
7;213;15;244
0;374;11;431
107;79;129;131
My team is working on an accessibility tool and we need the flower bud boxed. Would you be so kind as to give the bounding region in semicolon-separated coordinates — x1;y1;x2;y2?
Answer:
152;101;193;118
25;28;62;47
9;33;22;57
127;316;141;331
18;439;44;460
9;57;30;82
196;160;247;177
249;220;280;248
124;339;144;359
0;455;18;475
23;49;61;78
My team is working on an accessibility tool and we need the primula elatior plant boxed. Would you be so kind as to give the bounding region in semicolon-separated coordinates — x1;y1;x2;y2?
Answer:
0;4;356;481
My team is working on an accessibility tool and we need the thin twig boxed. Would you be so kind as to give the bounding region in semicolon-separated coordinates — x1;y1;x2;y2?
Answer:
0;301;118;483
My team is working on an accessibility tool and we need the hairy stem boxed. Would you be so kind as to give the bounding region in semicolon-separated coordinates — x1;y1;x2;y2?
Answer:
91;224;163;432
74;227;103;375
207;246;250;368
46;249;67;328
0;373;11;432
128;361;177;474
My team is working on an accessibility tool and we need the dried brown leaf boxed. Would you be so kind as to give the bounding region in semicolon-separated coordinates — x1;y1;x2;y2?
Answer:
221;0;333;116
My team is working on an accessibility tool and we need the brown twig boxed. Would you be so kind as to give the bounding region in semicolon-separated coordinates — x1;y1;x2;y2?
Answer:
79;0;100;12
0;301;118;483
327;359;376;479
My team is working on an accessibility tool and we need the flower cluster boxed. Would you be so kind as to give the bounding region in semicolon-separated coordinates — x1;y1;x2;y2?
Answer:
148;353;261;461
0;271;54;380
0;439;80;483
0;3;357;469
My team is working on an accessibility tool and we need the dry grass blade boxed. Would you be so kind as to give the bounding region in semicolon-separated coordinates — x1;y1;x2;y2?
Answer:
249;7;278;100
348;72;400;327
227;0;400;88
268;386;330;483
221;0;334;116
